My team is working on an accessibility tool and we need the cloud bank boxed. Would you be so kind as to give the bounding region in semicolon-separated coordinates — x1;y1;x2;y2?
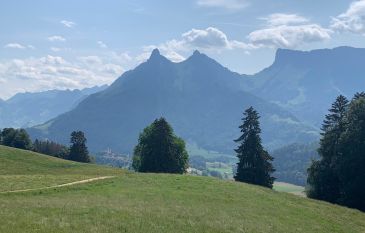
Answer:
248;14;331;48
331;0;365;35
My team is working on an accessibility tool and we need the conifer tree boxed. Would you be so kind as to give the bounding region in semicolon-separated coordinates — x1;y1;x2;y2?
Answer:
68;131;90;163
336;97;365;211
353;91;365;100
234;107;275;188
307;95;348;202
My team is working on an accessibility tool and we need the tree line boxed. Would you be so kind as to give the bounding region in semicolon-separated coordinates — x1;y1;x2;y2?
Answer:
0;129;91;163
307;92;365;211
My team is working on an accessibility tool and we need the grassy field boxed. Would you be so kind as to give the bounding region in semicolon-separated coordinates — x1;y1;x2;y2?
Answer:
0;146;123;192
0;145;365;233
274;182;305;196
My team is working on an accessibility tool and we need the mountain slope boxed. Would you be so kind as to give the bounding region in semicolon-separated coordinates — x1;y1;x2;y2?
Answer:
272;142;319;186
243;46;365;127
29;49;317;153
0;85;107;128
1;145;365;233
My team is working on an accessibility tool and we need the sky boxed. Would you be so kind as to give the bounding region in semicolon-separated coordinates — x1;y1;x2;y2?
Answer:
1;0;365;99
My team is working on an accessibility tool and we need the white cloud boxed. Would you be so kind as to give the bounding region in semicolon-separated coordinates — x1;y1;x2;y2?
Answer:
4;43;26;49
248;14;331;48
39;55;67;65
60;20;76;28
0;55;125;99
78;56;103;65
48;36;66;42
97;41;108;48
263;13;309;26
331;0;365;35
182;27;230;49
50;47;61;52
181;27;255;50
248;24;331;48
196;0;249;10
139;27;255;63
110;52;133;64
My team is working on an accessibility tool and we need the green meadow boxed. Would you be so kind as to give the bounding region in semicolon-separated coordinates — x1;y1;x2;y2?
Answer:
1;145;364;233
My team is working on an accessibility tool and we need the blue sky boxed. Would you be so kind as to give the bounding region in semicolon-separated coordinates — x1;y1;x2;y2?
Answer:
1;0;365;99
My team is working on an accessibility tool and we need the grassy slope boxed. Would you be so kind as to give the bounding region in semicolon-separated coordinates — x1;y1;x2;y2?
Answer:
0;145;123;191
0;145;364;233
274;182;305;196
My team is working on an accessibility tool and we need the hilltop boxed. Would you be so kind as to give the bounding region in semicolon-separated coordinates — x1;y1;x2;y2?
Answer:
0;145;364;232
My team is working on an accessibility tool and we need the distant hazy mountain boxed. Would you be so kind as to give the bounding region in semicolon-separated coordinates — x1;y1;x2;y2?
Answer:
0;85;107;128
29;49;317;154
243;46;365;127
272;142;319;186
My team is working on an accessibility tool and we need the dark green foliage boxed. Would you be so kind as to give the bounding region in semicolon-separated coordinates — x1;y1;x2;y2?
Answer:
0;128;17;147
307;95;348;203
234;107;275;188
307;94;365;211
68;131;90;163
132;118;189;174
272;142;318;186
32;139;69;159
336;97;365;210
353;92;365;100
0;128;32;150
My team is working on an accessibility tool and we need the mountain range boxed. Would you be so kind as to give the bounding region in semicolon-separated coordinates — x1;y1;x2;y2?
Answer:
0;46;359;157
242;46;365;127
28;49;318;154
0;85;107;128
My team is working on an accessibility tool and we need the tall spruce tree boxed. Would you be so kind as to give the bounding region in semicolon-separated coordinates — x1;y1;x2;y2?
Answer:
234;107;275;188
307;95;348;202
68;131;90;163
336;97;365;211
132;118;189;174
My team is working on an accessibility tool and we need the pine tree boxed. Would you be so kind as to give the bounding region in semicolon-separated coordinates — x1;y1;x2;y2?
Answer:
336;97;365;211
234;107;275;188
307;95;348;202
353;91;365;100
68;131;90;163
132;118;189;174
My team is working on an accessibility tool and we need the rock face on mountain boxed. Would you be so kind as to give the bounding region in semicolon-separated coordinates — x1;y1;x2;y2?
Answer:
243;46;365;127
0;85;107;128
29;49;317;154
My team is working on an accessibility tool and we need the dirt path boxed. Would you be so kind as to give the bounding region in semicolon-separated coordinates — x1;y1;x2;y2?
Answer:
0;176;115;194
